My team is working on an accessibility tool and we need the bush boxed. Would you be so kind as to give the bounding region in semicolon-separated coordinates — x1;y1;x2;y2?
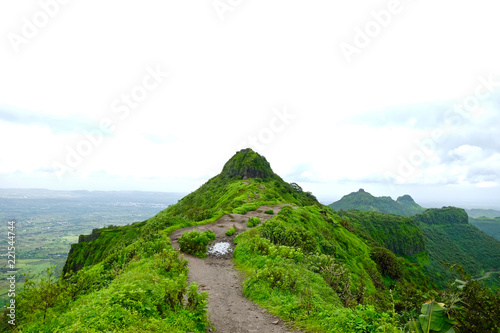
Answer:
261;219;317;252
247;217;261;228
370;247;401;279
225;227;236;236
264;210;274;215
178;230;216;258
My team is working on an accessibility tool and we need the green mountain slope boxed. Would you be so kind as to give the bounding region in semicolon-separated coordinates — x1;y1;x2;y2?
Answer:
336;210;425;256
337;206;500;289
415;208;500;291
329;189;425;216
462;208;500;241
5;149;500;332
469;216;500;241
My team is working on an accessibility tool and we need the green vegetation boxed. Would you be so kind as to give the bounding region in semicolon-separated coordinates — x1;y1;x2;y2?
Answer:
4;149;500;332
338;207;500;290
264;210;274;214
0;190;179;307
232;205;432;331
415;207;468;226
415;209;500;290
178;229;216;258
408;301;457;333
247;217;261;228
4;232;210;332
330;189;425;216
337;210;425;256
469;216;500;241
225;226;236;236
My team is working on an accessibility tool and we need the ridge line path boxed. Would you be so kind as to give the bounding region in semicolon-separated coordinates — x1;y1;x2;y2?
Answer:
169;204;300;333
474;271;500;281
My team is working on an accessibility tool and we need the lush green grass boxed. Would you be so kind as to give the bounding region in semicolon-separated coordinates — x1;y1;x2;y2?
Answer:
5;231;210;332
337;210;425;256
246;216;261;228
232;208;403;332
225;227;236;236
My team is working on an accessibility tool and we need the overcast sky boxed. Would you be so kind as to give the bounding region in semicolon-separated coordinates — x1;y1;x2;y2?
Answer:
1;1;499;208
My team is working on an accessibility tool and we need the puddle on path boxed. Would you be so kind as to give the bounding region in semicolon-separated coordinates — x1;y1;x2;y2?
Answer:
207;241;233;258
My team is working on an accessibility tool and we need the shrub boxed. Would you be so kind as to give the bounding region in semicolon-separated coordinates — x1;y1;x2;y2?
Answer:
264;210;274;215
261;219;317;252
370;247;402;279
178;229;216;258
225;227;236;236
247;217;261;228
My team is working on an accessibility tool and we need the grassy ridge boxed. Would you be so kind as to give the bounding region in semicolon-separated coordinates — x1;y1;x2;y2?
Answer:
6;231;210;332
5;149;500;332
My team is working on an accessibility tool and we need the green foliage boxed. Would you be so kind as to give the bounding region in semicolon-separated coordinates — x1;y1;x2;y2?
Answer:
469;216;500;241
247;216;261;228
4;232;211;332
418;220;500;289
338;210;425;256
220;148;275;180
178;229;216;258
233;219;403;332
143;151;318;228
408;301;457;333
225;226;236;236
371;247;402;280
340;206;500;291
439;265;500;332
63;223;143;275
261;218;317;253
415;207;468;226
264;209;274;214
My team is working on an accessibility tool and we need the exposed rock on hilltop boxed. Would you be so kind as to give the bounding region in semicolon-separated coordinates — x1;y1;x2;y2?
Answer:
220;148;275;180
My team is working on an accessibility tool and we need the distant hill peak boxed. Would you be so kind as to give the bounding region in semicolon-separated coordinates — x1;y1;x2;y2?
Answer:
329;189;425;217
220;148;275;180
397;194;416;203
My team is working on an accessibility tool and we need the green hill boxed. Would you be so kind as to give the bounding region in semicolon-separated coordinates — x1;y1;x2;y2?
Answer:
337;206;500;289
413;208;500;288
329;189;425;216
469;216;500;241
4;149;500;332
466;208;500;218
466;208;500;241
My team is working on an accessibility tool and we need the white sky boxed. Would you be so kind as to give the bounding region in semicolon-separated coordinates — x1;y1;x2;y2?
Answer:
1;0;500;208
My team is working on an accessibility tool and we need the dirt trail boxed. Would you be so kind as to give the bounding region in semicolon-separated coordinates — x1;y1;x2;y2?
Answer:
474;271;500;281
170;205;297;333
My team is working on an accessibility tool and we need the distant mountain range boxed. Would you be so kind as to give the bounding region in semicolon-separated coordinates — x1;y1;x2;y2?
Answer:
328;188;500;242
328;188;425;216
466;208;500;219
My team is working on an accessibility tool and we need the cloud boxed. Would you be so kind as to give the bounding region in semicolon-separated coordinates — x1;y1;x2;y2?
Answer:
447;145;484;162
0;106;97;134
142;133;179;145
341;101;451;130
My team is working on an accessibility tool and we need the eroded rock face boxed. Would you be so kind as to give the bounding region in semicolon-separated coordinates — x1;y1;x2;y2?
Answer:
220;148;275;180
